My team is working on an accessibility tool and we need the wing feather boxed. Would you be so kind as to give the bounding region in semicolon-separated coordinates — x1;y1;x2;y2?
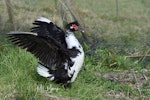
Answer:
8;17;80;70
8;32;69;68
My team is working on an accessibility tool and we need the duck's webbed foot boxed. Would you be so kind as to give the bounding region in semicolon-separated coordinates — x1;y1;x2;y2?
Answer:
63;83;71;89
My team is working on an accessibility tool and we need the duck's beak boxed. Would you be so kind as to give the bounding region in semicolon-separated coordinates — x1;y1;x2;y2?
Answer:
78;27;85;33
78;27;88;40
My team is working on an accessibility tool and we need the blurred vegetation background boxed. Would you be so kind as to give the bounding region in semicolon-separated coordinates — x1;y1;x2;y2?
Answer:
1;0;150;55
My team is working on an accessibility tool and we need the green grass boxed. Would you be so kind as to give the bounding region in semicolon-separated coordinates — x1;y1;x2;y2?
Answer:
0;0;150;99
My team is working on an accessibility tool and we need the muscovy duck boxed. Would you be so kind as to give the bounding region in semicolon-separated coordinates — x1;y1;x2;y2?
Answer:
8;17;84;87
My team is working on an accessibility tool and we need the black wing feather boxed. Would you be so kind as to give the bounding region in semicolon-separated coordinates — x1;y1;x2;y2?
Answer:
31;20;67;47
8;32;69;68
8;18;79;69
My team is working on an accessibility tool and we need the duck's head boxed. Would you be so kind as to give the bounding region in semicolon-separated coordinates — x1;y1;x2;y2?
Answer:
65;21;84;33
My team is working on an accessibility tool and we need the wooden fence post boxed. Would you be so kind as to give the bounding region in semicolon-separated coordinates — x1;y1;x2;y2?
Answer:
5;0;15;30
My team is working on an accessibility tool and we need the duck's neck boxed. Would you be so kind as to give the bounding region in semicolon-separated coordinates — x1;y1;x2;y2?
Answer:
65;30;81;49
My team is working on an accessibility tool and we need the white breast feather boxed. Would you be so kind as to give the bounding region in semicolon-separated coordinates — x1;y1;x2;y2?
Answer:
65;32;84;82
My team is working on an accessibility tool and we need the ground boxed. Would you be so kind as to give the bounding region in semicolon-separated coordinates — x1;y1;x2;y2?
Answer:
0;0;150;99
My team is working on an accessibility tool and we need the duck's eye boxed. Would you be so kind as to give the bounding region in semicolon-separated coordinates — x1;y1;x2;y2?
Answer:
70;26;74;29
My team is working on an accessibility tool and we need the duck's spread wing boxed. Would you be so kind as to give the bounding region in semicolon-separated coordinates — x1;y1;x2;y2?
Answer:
8;32;70;67
31;17;67;47
8;17;72;68
8;17;81;69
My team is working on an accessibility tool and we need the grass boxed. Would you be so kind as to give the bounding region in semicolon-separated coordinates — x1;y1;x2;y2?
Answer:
0;0;150;99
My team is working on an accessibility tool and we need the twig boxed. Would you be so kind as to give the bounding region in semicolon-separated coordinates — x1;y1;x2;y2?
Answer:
131;70;141;96
142;69;148;81
125;54;150;58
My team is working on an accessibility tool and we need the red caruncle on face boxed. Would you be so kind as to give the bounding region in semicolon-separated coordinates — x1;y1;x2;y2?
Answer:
72;24;78;30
